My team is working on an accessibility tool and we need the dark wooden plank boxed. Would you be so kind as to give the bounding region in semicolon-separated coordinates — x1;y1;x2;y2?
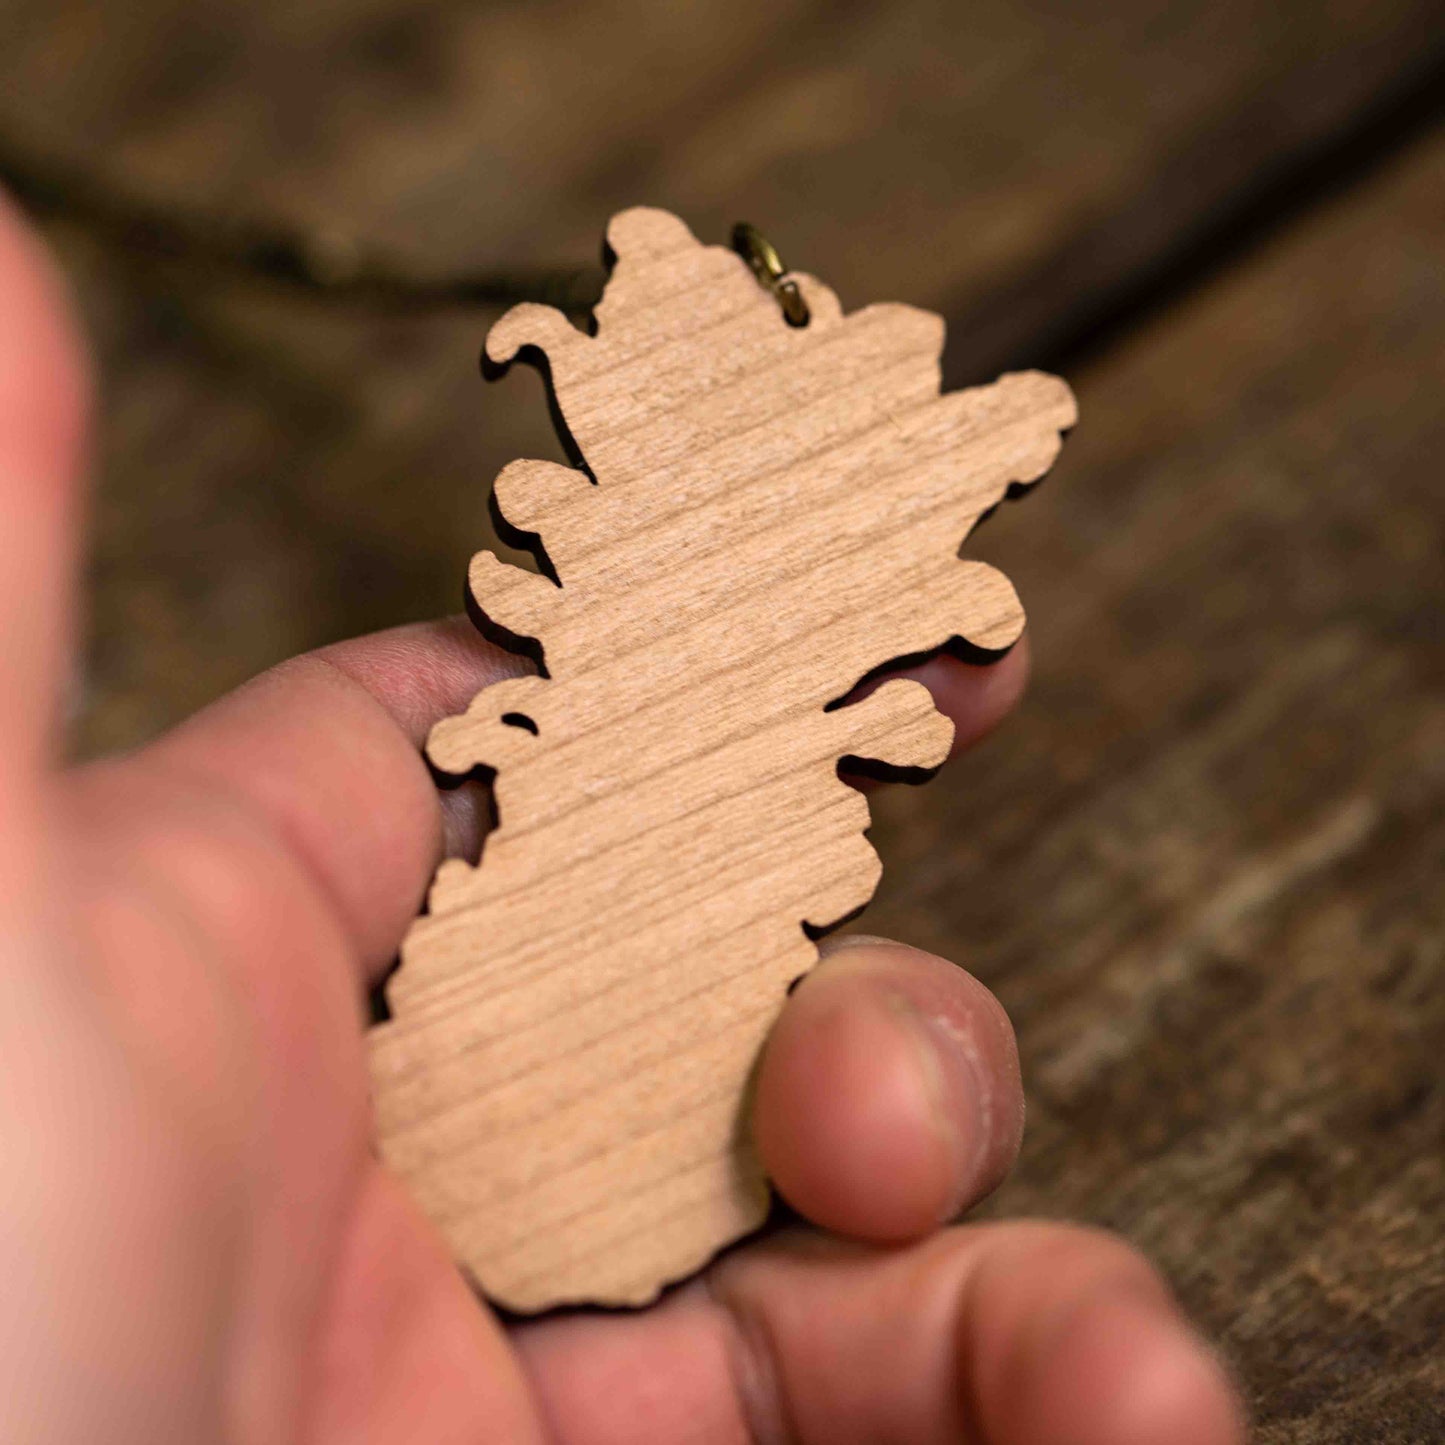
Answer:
2;0;1441;341
860;126;1445;1438
0;0;1437;752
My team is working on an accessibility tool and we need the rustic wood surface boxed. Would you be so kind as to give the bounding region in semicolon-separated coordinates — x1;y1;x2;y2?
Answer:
864;127;1445;1440
3;0;1441;337
1;0;1439;754
2;0;1441;1430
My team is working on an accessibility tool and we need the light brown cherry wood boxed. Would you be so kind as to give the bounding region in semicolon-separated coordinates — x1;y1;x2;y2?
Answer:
367;207;1075;1311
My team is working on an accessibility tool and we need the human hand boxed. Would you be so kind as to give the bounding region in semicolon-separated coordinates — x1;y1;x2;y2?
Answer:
0;193;1243;1445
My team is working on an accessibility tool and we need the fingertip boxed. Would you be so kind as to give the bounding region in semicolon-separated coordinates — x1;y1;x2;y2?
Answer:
754;941;1023;1241
1018;1291;1246;1445
905;634;1031;758
317;616;529;751
755;964;956;1239
319;619;528;868
840;635;1029;775
960;1226;1245;1445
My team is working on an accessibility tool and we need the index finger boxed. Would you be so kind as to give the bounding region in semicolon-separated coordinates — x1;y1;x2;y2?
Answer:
121;620;1025;983
136;616;527;975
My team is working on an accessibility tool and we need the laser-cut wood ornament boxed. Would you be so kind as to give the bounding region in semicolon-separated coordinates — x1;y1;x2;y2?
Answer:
368;208;1076;1312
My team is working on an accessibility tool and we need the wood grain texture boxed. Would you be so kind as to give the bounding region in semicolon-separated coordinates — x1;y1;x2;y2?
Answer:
368;207;1074;1309
861;127;1445;1439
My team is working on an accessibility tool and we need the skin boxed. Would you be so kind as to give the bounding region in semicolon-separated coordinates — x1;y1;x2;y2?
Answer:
0;190;1246;1445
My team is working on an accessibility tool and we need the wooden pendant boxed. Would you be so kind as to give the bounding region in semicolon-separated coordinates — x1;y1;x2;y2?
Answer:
368;207;1075;1312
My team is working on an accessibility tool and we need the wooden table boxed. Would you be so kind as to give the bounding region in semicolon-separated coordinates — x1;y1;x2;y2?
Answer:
3;2;1441;1435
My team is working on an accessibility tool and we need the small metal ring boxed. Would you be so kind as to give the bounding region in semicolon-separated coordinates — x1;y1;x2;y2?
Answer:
730;222;810;327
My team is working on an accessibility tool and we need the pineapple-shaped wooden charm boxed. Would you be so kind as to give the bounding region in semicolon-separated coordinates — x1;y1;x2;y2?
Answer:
369;208;1076;1311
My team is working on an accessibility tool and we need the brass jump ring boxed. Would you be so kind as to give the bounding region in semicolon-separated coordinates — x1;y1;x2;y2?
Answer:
730;222;810;328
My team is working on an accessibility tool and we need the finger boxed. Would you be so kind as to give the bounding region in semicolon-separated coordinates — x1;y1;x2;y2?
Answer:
131;616;527;978
514;1223;1245;1445
707;1224;1246;1445
846;634;1030;771
891;633;1030;759
59;621;525;1441
753;936;1023;1240
0;190;90;789
98;615;1020;984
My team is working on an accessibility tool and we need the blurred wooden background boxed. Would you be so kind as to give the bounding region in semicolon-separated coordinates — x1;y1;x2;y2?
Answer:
2;1;1441;1436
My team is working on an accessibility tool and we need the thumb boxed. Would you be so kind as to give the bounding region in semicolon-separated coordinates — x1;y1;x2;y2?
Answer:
0;189;89;793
